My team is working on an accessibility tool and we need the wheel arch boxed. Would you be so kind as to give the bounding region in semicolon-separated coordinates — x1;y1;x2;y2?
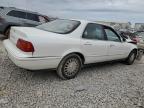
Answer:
132;48;138;54
61;50;85;65
4;24;20;34
130;48;138;57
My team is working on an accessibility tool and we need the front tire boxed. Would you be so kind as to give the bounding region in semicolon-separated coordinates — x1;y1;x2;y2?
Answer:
57;54;82;80
125;50;137;65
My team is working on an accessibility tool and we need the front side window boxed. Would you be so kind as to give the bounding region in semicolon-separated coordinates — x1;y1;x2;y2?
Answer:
104;28;120;42
36;19;80;34
7;10;26;19
26;13;39;22
83;23;104;40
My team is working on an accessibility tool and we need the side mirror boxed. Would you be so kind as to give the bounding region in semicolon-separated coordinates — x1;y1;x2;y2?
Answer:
122;38;126;42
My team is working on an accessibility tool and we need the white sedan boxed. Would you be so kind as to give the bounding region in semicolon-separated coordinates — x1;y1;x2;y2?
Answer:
3;19;137;79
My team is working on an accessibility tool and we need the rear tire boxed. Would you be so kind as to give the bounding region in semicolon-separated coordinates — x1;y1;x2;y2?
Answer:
125;50;137;65
57;54;82;80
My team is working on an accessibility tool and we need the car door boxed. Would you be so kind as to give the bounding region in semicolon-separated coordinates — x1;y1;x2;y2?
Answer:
25;13;41;26
81;23;109;64
103;26;128;60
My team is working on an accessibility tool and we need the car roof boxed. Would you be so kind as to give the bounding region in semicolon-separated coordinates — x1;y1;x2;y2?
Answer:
61;18;110;27
0;6;44;16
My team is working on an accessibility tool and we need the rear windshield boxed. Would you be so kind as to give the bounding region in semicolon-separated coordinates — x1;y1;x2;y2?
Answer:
36;19;80;34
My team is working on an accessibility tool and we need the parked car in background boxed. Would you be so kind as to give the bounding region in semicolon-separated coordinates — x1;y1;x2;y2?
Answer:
117;31;134;43
134;31;144;41
3;19;138;79
118;31;144;50
119;31;139;43
134;31;144;53
118;30;144;60
0;6;52;37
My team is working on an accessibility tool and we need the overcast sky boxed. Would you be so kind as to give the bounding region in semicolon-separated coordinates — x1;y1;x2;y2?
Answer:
1;0;144;23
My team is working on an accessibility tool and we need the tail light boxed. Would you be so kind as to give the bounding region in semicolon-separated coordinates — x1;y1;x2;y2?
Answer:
16;39;35;52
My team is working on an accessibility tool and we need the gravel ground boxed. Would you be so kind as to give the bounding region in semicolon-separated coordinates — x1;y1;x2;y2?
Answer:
0;34;144;108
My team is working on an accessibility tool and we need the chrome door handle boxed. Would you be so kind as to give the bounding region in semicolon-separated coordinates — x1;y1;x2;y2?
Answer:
110;44;115;47
84;42;92;45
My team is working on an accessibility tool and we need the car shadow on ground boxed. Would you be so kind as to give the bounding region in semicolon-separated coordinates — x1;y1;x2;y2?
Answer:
27;61;122;81
30;69;58;80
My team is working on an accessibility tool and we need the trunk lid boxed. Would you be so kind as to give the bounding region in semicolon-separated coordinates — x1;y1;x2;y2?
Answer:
10;27;62;44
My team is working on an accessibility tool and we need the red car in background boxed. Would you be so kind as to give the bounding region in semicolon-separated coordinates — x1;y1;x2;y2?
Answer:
118;30;144;59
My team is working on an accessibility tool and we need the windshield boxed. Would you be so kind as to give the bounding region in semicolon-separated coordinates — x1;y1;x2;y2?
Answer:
36;19;80;34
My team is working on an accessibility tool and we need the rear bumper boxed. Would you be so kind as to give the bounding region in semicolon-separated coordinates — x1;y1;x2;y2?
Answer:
3;40;61;70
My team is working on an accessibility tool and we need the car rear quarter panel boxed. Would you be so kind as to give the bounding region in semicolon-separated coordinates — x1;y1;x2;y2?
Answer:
31;35;82;58
9;21;86;63
27;22;87;59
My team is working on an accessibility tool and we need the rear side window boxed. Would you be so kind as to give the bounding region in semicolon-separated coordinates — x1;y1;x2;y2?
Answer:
26;13;39;22
83;23;105;40
7;10;26;19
